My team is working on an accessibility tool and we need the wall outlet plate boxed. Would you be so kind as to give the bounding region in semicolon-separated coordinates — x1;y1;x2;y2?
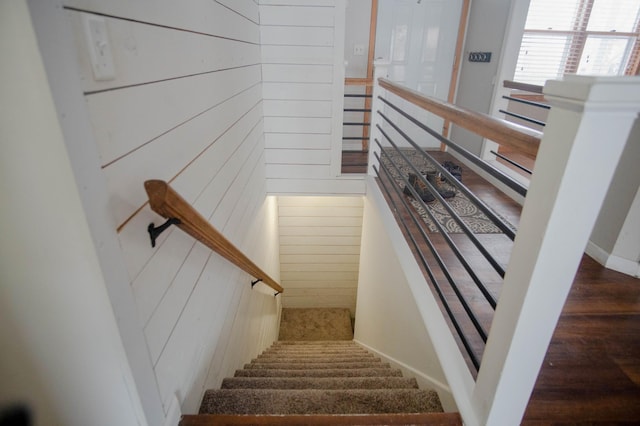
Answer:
468;52;492;63
82;14;116;81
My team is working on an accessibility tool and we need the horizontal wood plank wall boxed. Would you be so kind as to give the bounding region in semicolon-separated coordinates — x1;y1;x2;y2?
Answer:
261;0;365;195
63;0;280;419
278;196;364;315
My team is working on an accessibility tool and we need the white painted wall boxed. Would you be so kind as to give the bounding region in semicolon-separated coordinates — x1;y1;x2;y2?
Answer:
0;2;146;424
588;120;640;277
342;0;372;151
450;0;512;155
354;182;467;414
27;0;281;423
278;196;363;315
261;0;366;193
344;0;372;79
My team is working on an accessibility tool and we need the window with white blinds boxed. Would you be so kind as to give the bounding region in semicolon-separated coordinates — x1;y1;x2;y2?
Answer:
514;0;640;85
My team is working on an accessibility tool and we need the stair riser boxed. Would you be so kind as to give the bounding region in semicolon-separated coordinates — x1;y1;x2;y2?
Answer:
252;357;380;364
273;340;358;346
234;368;404;378
221;377;419;390
263;347;368;353
199;389;443;415
261;352;370;358
244;362;389;370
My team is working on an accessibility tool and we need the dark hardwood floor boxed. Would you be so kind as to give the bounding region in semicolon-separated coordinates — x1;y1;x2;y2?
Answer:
342;150;368;174
375;149;640;423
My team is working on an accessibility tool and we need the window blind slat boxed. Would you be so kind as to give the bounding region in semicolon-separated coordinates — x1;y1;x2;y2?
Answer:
514;0;640;85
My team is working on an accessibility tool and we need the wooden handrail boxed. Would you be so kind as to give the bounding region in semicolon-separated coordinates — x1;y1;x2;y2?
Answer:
378;78;542;157
144;180;284;294
503;80;544;94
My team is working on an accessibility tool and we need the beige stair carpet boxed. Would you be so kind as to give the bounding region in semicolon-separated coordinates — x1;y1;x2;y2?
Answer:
278;308;353;341
200;340;443;415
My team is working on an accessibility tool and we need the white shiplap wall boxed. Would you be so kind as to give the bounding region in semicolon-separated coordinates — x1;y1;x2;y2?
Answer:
59;0;280;421
278;196;363;315
260;0;366;195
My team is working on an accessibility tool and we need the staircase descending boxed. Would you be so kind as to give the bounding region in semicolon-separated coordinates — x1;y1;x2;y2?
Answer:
180;308;461;425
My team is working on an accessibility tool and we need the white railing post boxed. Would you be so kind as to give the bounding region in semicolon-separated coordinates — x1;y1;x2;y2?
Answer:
472;76;640;425
368;61;389;176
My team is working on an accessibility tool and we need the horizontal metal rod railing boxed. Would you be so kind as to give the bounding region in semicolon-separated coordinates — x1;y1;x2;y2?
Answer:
490;150;533;175
379;78;542;157
501;95;550;110
368;77;542;373
344;93;373;98
344;108;372;113
144;180;284;294
374;149;482;370
499;109;546;127
377;116;507;281
375;131;501;315
379;96;528;199
377;99;519;238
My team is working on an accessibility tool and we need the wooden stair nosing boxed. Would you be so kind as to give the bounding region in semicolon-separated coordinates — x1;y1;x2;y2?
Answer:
180;412;463;425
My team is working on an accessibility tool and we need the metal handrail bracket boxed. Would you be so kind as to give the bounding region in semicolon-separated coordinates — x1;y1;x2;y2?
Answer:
144;180;284;294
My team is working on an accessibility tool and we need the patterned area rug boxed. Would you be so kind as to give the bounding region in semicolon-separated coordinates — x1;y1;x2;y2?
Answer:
380;148;514;234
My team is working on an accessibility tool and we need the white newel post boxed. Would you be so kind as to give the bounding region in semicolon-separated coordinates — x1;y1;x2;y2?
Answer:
368;61;390;176
472;76;640;425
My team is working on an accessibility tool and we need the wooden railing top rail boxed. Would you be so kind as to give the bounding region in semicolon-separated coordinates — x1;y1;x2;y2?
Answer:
503;80;544;94
345;77;374;87
378;78;542;157
144;180;283;294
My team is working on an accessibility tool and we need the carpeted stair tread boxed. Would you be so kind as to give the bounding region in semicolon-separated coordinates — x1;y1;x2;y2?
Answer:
244;361;389;370
277;308;354;341
234;367;404;378
197;309;447;420
199;389;443;415
275;342;358;345
253;357;377;364
262;348;369;354
263;345;368;352
261;350;370;358
221;376;419;390
265;349;367;354
258;353;373;360
252;356;379;364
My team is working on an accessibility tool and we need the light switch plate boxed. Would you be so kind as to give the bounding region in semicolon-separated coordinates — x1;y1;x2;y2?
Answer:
82;14;116;81
468;52;492;63
353;44;366;56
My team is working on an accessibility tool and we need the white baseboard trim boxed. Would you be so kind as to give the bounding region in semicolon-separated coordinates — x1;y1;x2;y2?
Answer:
353;339;457;412
586;241;640;278
163;394;182;426
585;241;610;266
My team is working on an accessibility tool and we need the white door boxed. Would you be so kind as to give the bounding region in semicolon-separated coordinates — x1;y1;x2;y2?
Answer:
375;0;463;148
